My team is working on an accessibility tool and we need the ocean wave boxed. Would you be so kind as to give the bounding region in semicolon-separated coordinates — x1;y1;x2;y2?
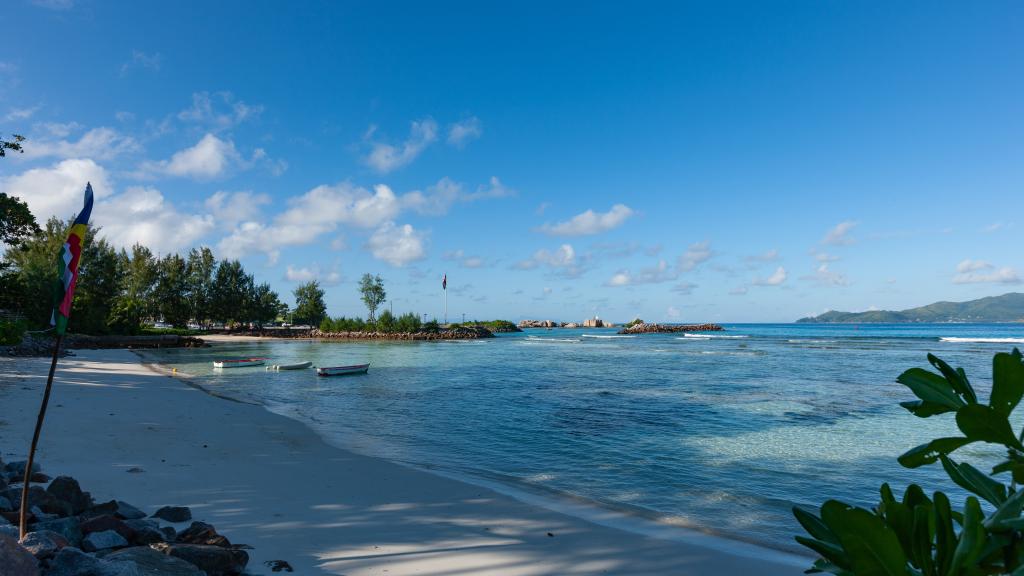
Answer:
525;336;581;343
939;337;1024;344
682;333;748;339
787;339;838;344
581;334;636;339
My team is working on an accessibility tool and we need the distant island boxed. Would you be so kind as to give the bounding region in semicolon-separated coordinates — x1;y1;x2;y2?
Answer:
797;292;1024;323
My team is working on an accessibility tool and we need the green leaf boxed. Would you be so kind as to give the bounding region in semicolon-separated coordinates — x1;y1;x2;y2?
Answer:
955;404;1024;450
795;506;840;546
983;487;1024;531
940;456;1007;506
897;368;966;410
928;353;977;404
991;352;1024;417
910;504;933;575
796;536;849;568
933;492;956;576
820;500;909;576
898;437;974;468
948;496;985;574
900;400;956;418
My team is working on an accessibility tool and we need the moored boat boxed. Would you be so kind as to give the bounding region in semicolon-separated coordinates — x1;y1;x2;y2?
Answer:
266;361;313;371
316;363;370;376
213;357;268;368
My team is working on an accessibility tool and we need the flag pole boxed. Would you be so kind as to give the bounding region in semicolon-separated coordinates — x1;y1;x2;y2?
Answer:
19;334;63;541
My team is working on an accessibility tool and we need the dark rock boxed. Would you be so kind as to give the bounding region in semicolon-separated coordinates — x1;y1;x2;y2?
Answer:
3;460;41;481
82;529;129;552
0;533;39;576
159;526;176;541
29;473;50;483
106;546;204;576
0;512;10;525
46;546;140;576
617;322;725;334
0;495;12;512
175;521;229;547
152;542;248;576
265;559;294;572
1;523;20;539
151;506;191;523
81;515;135;541
46;476;94;515
20;529;68;559
2;485;70;517
30;505;58;522
85;500;146;521
33;517;83;547
123;519;167;546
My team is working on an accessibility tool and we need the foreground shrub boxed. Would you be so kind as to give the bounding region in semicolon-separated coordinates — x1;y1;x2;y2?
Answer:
794;349;1024;575
0;318;25;345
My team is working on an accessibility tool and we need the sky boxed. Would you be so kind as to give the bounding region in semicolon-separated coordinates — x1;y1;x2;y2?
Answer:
1;1;1021;323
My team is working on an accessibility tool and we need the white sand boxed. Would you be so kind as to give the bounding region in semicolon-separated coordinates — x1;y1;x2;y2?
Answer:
0;349;807;575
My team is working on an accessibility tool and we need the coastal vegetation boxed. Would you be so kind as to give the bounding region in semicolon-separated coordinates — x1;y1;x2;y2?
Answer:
794;348;1024;574
797;293;1024;323
359;273;387;323
291;280;327;326
449;319;520;332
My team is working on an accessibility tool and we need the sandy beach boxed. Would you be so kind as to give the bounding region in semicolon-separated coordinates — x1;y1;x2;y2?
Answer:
0;348;805;575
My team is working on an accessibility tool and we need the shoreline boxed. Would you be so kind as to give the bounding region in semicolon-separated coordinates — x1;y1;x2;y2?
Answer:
1;348;805;575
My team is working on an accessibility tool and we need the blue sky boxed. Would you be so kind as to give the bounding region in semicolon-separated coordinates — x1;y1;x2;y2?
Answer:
1;1;1021;322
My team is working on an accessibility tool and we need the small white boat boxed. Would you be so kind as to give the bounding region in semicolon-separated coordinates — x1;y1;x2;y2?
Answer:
266;361;313;371
316;363;370;377
213;357;268;369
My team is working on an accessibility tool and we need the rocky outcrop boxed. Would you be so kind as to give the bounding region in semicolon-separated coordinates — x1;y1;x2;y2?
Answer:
518;320;559;328
617;323;724;334
310;326;494;340
0;459;250;576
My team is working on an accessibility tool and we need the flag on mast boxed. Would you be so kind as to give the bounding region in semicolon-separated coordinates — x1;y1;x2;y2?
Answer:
50;183;94;335
442;273;447;290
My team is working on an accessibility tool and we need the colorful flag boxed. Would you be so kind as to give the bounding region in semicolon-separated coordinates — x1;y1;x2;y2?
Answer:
50;183;94;335
442;273;447;290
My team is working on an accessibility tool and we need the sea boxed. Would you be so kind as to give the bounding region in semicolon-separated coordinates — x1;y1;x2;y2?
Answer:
147;323;1024;553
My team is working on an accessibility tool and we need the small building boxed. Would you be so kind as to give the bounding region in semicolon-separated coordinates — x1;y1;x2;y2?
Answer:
582;316;604;328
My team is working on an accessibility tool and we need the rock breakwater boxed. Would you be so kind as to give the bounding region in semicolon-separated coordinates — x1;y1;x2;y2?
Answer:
617;323;724;334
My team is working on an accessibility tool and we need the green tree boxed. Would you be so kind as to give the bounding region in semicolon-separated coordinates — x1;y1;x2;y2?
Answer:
71;234;121;334
292;280;326;326
154;254;190;327
209;259;250;325
376;309;395;332
108;245;157;333
250;282;283;327
359;273;386;323
185;247;216;326
0;134;25;157
0;193;40;252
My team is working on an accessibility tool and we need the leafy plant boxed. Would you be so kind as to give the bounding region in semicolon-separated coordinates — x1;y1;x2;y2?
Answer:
794;349;1024;575
0;319;26;345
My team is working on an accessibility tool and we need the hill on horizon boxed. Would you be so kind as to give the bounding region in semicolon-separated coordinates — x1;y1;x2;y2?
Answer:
797;293;1024;323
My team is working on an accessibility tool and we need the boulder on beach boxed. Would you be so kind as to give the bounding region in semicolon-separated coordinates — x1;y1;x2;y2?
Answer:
0;533;39;576
33;517;83;547
106;546;205;576
152;506;192;523
46;476;94;515
152;542;248;576
82;529;129;552
19;529;68;559
616;322;724;334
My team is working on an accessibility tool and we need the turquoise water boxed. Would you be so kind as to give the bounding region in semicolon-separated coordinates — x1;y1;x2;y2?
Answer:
149;324;1024;552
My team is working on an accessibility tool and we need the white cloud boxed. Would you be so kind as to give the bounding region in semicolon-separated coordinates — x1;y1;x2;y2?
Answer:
514;244;582;277
177;92;263;131
953;260;1021;284
4;106;40;122
364;118;437;173
540;204;634;236
99;186;214;253
802;263;850;286
404;176;513;215
983;222;1008;233
754;266;787;286
745;249;779;262
811;250;840;263
443;249;486;269
823;221;857;245
678;241;713;272
281;182;400;229
120;50;161;76
464;176;515;201
672;282;697;294
366;221;427;266
137;133;251;179
604;260;675;287
447;117;482;147
204;191;271;225
666;305;681;319
21;127;139;161
0;158;112;223
284;264;342;287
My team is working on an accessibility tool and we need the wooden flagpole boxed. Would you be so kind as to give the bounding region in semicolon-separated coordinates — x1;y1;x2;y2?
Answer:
19;334;63;541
